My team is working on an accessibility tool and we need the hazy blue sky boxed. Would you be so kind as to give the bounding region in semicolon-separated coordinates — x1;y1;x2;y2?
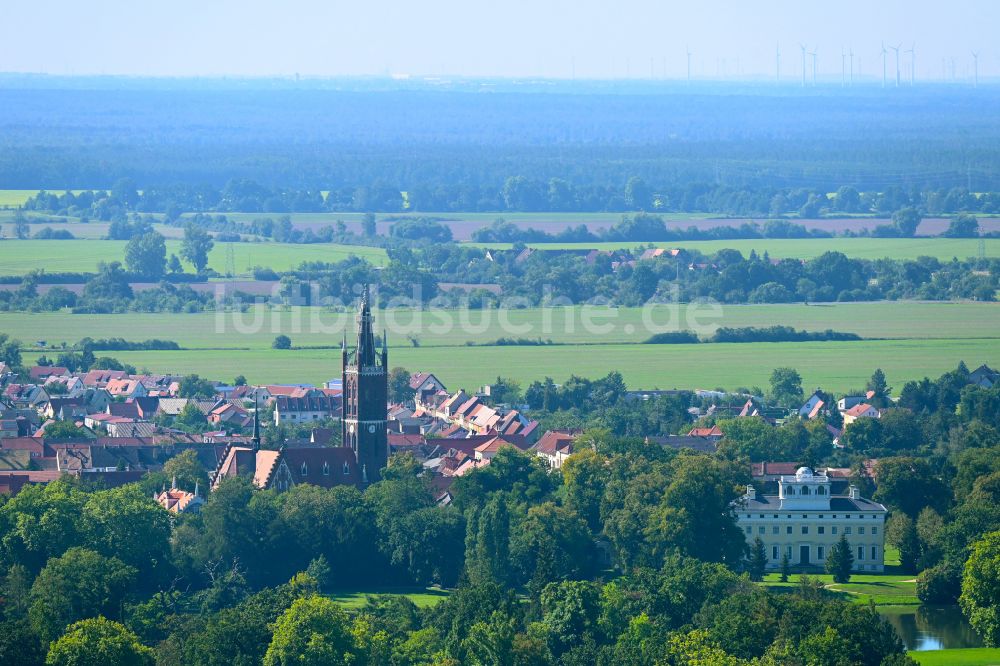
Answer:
2;0;996;81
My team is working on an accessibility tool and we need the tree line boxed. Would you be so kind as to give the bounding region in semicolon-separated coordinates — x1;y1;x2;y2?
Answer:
18;179;1000;218
1;244;996;315
0;446;918;665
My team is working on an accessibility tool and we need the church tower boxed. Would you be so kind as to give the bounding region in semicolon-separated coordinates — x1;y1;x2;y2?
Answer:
342;287;388;485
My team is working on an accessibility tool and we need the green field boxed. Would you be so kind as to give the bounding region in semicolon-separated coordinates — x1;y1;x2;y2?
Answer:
0;190;43;208
4;302;996;348
761;573;918;606
18;337;993;394
909;649;1000;665
326;587;451;609
468;237;1000;261
0;239;387;275
5;301;996;391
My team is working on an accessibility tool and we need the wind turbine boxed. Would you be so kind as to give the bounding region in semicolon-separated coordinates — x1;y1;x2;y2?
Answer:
810;49;818;86
890;44;901;87
686;46;692;83
776;43;781;82
881;42;888;88
849;48;855;85
841;48;846;86
906;43;915;86
972;51;979;88
800;43;807;87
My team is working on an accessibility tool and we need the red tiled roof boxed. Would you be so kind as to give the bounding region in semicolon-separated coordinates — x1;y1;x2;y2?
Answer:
688;425;724;438
29;366;69;380
82;369;127;386
533;430;577;455
454;397;480;418
844;403;875;418
807;400;825;419
409;372;432;389
266;385;314;398
388;433;424;448
474;435;531;455
0;437;45;454
750;462;802;477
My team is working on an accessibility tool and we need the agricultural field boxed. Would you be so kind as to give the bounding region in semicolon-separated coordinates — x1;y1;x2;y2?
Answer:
0;216;183;240
3;301;997;349
0;190;43;208
469;237;1000;261
6;301;997;391
0;239;387;275
64;337;990;395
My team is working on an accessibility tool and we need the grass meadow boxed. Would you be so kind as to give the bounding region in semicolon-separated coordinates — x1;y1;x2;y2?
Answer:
908;649;1000;665
326;587;451;609
760;573;919;606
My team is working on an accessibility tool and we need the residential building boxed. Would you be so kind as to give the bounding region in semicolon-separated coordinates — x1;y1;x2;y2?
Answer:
273;395;341;425
837;395;868;412
842;403;880;426
106;378;148;398
533;430;577;469
799;392;827;419
969;364;999;389
29;366;70;382
409;372;447;404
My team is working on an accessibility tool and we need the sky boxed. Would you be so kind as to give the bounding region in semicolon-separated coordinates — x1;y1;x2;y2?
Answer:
1;0;997;81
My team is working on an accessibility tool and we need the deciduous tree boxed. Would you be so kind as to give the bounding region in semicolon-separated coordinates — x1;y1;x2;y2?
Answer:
46;617;153;666
124;231;167;279
180;223;214;273
961;530;1000;646
264;596;358;666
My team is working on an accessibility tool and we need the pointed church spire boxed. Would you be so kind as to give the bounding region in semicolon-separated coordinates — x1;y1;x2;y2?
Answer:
252;391;261;452
355;283;376;367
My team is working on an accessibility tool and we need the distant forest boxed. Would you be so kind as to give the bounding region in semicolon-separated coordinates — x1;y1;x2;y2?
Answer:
1;79;1000;208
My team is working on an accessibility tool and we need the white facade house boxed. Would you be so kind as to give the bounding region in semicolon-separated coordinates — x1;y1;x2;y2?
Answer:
842;403;880;426
735;467;887;572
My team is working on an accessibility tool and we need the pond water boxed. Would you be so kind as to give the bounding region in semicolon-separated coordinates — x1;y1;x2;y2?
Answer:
879;606;984;651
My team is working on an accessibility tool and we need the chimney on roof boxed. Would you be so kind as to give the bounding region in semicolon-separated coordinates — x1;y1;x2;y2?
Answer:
746;485;756;500
849;485;859;499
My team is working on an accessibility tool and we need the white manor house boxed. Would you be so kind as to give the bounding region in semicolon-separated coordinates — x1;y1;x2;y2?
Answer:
736;466;887;572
